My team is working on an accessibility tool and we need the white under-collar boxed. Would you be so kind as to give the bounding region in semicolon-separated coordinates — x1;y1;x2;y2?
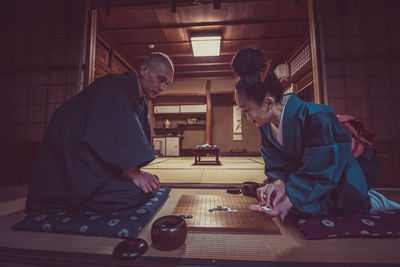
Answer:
269;94;291;145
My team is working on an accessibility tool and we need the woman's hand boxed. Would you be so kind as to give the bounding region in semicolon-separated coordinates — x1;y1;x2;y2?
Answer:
124;166;160;193
249;194;293;222
256;179;286;207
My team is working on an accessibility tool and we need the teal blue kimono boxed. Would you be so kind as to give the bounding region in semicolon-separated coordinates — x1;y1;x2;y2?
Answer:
260;94;372;216
26;72;155;213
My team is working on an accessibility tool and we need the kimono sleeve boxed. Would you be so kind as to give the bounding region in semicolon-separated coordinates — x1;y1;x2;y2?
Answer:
285;111;354;216
82;76;155;172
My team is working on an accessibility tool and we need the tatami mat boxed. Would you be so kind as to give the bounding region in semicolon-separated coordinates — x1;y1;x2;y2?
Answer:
1;188;400;264
145;162;264;169
143;157;265;184
200;170;265;184
150;170;203;183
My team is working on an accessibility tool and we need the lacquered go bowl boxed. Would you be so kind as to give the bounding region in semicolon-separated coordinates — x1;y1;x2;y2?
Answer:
241;181;262;197
151;215;187;250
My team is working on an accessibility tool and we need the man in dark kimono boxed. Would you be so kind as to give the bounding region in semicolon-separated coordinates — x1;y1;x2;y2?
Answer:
25;52;174;213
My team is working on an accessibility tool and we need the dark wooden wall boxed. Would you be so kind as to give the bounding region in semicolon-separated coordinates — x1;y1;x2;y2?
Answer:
0;0;87;185
316;0;400;187
94;33;134;79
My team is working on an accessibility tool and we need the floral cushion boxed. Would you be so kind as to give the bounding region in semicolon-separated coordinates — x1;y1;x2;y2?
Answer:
12;188;171;238
288;210;400;239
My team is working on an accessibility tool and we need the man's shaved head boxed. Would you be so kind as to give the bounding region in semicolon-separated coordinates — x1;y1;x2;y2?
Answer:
139;52;174;99
143;52;174;73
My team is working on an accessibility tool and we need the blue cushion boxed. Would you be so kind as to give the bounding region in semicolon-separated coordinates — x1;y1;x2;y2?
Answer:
12;187;171;238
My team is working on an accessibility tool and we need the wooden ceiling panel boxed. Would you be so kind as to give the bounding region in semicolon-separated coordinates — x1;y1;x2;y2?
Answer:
123;44;194;58
224;3;256;21
96;0;310;80
273;0;308;20
98;8;160;29
243;21;308;39
222;40;293;53
224;25;247;39
251;0;308;20
162;28;188;43
246;1;281;20
178;4;229;24
153;6;182;24
264;21;309;37
103;29;167;44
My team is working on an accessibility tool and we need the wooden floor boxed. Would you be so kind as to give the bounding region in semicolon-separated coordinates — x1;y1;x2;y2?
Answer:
1;157;399;266
0;187;399;266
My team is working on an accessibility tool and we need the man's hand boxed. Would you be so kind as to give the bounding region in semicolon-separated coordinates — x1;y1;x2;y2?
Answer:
256;179;286;207
124;166;160;193
249;194;293;223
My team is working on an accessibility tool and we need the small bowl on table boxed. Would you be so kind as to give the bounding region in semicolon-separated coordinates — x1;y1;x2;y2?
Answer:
241;181;263;197
151;215;187;250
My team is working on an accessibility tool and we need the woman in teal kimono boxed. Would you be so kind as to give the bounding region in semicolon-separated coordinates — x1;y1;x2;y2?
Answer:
231;48;399;221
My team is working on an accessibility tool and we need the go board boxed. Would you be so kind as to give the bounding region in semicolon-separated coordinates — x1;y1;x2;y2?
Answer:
172;194;280;234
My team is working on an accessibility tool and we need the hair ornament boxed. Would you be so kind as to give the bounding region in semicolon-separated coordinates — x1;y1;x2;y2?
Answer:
260;60;272;82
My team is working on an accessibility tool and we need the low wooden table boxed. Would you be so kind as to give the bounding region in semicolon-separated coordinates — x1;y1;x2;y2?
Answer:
193;148;221;165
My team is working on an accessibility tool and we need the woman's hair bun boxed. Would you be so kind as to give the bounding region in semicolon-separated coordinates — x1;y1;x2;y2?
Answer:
231;47;265;77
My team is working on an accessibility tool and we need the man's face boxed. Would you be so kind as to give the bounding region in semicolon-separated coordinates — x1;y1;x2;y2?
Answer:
140;62;173;99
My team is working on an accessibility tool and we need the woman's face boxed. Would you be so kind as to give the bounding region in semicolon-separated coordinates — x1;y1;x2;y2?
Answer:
235;90;272;127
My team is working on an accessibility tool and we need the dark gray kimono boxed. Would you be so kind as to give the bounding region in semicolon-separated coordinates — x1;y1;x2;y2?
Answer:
260;94;373;217
26;72;155;213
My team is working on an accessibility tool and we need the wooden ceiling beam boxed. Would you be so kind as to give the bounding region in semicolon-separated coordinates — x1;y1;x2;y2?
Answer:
176;69;233;74
113;35;304;46
174;72;235;80
99;18;308;31
170;56;233;66
140;55;234;67
128;49;288;59
174;64;231;72
128;56;233;69
128;51;288;69
128;51;234;58
91;0;286;9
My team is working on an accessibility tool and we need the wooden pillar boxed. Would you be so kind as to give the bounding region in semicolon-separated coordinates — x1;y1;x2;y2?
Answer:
206;80;212;145
308;0;327;104
85;8;97;86
77;0;89;92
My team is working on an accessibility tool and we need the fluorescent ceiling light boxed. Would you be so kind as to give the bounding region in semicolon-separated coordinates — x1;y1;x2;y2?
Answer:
190;36;221;57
